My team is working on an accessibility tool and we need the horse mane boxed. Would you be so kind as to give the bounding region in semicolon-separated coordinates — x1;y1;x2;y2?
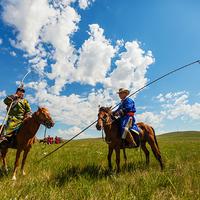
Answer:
38;107;49;113
99;106;112;113
22;107;49;125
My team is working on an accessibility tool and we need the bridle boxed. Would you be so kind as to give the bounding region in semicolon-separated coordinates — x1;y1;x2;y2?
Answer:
98;111;113;127
32;111;53;128
97;110;114;144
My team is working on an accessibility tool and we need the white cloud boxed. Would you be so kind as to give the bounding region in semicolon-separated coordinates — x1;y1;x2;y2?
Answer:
75;24;116;85
57;126;87;139
2;0;158;137
10;51;16;57
79;0;95;9
0;38;3;45
3;0;57;54
0;91;6;98
137;91;200;132
25;81;116;127
156;91;200;120
137;111;164;128
42;6;80;94
0;91;7;122
105;41;154;91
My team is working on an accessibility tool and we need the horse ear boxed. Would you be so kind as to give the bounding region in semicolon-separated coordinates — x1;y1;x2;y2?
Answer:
109;106;112;110
38;106;41;111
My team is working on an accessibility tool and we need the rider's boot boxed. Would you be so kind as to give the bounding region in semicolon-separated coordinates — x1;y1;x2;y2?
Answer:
126;131;137;148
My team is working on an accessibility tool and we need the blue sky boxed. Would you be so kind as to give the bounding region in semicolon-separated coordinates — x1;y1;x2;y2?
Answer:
0;0;200;139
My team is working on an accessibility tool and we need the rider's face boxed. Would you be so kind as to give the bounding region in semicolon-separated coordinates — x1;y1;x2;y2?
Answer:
16;91;24;99
118;92;127;100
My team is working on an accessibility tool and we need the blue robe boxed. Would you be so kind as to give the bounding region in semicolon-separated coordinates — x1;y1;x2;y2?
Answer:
115;97;139;136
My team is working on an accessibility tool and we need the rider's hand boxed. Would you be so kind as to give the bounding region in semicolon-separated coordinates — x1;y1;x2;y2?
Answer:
113;111;119;116
112;111;120;118
13;94;19;101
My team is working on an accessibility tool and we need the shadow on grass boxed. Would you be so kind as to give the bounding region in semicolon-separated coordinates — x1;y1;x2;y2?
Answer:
52;164;110;186
121;161;149;173
0;168;9;179
52;161;149;187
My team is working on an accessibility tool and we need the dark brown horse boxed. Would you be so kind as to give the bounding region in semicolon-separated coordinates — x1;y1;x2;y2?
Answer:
0;107;54;180
96;107;163;172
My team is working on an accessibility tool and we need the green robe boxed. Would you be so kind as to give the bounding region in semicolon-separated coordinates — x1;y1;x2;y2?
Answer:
3;95;32;136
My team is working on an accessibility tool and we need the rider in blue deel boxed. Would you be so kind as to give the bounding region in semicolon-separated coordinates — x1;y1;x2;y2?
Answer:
113;88;140;147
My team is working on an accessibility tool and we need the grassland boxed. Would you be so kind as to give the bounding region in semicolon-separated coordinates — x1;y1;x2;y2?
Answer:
0;131;199;200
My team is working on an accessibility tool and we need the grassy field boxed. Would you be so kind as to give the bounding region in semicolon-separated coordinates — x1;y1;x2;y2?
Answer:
0;131;199;200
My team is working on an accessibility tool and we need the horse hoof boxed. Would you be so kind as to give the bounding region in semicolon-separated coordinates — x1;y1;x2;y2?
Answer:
4;168;8;174
116;169;120;173
22;171;26;176
12;176;16;181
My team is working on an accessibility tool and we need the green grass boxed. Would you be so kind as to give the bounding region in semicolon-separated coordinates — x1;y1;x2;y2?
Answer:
0;132;199;200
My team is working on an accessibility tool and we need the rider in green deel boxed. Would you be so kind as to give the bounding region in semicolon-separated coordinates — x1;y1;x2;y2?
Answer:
0;85;32;140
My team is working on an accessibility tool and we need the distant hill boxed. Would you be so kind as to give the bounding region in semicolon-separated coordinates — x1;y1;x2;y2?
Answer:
158;131;200;138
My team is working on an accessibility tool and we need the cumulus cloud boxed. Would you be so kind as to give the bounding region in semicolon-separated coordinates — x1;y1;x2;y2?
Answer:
79;0;95;9
156;91;200;120
0;38;3;45
2;0;157;137
105;41;154;91
25;81;116;127
57;126;86;139
75;24;116;85
10;51;16;57
0;91;6;98
137;111;164;128
0;91;7;122
3;0;57;54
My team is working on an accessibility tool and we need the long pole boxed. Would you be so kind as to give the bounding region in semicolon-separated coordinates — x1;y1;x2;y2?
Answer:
37;59;200;163
0;70;32;135
0;101;14;135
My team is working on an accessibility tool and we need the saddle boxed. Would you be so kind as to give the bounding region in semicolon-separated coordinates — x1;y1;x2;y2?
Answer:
0;130;18;149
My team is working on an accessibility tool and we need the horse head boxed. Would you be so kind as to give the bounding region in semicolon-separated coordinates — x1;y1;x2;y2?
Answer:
35;107;55;128
96;106;112;131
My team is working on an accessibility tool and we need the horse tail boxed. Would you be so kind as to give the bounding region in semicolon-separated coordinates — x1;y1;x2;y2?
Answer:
150;126;160;151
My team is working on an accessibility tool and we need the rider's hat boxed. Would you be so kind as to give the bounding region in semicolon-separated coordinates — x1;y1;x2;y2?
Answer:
16;84;25;93
117;88;130;95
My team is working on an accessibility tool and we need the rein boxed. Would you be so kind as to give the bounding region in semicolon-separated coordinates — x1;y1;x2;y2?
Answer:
41;127;48;150
100;113;114;143
44;127;47;139
32;112;40;124
101;129;105;141
32;112;50;128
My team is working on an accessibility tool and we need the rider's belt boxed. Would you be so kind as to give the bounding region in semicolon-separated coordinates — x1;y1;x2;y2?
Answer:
9;115;24;120
127;112;135;116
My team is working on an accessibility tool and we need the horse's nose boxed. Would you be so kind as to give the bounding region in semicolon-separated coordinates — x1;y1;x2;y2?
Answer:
96;123;102;131
51;121;55;127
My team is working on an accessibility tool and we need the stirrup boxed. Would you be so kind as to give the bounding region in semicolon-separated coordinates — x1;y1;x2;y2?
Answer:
105;137;112;144
127;143;137;148
0;135;7;143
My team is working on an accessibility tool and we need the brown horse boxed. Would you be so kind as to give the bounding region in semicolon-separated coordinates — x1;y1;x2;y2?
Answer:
0;107;54;180
96;107;163;172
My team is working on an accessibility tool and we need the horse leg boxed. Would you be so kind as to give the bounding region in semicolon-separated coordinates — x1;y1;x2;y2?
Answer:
108;145;113;170
123;148;127;166
21;148;30;176
1;148;8;173
12;149;22;180
148;136;164;170
141;142;150;166
115;147;120;173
